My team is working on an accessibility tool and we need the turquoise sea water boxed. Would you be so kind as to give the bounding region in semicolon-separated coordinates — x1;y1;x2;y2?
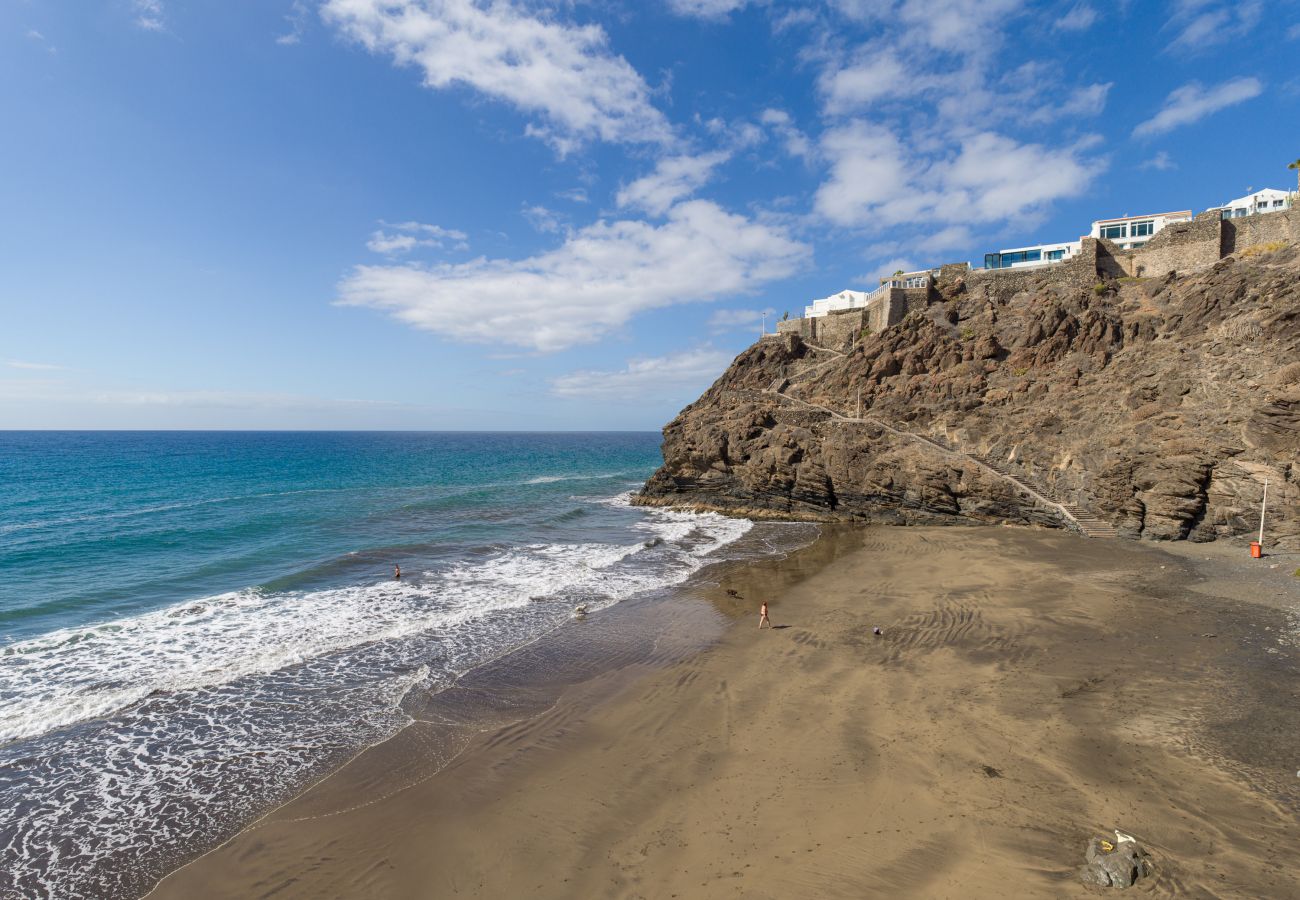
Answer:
0;432;773;899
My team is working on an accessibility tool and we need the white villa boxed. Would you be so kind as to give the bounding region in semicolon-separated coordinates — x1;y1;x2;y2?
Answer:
982;239;1082;271
981;209;1194;269
803;272;934;318
1089;210;1192;250
804;289;872;318
1212;188;1292;219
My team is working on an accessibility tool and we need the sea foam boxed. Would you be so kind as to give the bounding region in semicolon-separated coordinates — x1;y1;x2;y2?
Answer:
0;497;755;900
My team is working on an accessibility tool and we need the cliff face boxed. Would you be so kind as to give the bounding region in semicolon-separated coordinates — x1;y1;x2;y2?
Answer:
639;246;1300;547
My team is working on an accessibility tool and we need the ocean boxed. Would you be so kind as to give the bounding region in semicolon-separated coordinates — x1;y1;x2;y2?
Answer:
0;432;806;899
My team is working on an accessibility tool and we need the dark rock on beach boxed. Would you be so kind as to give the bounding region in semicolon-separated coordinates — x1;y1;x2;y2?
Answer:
1079;836;1152;889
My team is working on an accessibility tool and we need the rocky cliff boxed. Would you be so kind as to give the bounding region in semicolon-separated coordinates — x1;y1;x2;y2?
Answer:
638;245;1300;547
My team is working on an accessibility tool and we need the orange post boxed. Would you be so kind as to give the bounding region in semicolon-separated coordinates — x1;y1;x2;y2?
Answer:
1250;542;1262;559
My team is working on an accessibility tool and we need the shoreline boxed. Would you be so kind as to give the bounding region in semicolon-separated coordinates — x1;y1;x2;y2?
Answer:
151;525;1300;898
140;519;823;898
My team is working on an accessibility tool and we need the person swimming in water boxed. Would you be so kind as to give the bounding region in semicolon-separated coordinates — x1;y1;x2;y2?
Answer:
394;564;401;580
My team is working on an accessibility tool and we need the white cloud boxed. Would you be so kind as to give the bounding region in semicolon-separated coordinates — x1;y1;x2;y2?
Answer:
759;108;812;161
1167;0;1262;51
819;51;918;114
551;347;734;401
707;307;774;333
1055;3;1097;31
337;200;810;352
815;5;1098;129
134;0;165;31
367;220;468;255
859;257;919;283
321;0;672;152
666;0;752;20
833;0;1024;50
815;124;1098;229
1289;22;1300;40
616;150;731;215
1133;76;1263;137
522;205;563;233
814;125;915;226
6;360;65;371
276;0;310;45
1057;82;1112;118
916;225;973;253
946;133;1095;221
555;187;589;203
897;0;1025;51
1139;151;1176;171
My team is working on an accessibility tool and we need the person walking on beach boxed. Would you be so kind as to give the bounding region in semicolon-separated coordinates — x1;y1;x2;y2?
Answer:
758;601;772;629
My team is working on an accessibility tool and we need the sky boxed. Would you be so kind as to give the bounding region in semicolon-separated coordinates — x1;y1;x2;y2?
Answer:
2;0;1298;430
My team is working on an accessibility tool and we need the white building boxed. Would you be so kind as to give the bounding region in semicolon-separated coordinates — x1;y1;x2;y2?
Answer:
982;239;1082;270
803;271;935;318
1089;210;1192;250
804;289;871;319
1211;188;1292;219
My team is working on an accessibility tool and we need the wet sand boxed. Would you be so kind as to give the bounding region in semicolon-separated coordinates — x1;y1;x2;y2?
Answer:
150;526;1300;899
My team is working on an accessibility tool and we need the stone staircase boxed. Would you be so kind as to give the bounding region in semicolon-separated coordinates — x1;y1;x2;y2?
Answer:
954;446;1119;539
761;385;1120;539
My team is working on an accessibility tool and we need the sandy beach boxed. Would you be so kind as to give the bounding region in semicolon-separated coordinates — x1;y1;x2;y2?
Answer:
150;526;1300;899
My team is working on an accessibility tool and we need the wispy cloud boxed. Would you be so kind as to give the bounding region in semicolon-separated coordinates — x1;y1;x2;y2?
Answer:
550;347;733;401
1055;3;1097;31
616;150;732;215
276;0;310;45
25;28;57;54
815;126;1100;230
522;205;564;233
555;187;589;203
666;0;753;20
707;307;775;334
759;108;813;162
366;221;469;255
6;359;66;371
1139;151;1176;171
1133;76;1263;137
1166;0;1262;52
321;0;673;153
134;0;165;31
337;200;809;353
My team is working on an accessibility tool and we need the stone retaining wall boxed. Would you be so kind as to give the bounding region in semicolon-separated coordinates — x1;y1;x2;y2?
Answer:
1223;207;1298;255
966;239;1099;298
1124;210;1222;277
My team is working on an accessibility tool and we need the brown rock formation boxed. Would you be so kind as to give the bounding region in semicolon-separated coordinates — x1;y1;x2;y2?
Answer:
639;245;1300;546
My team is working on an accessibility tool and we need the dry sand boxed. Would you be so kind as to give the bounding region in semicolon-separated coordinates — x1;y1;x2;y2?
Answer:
151;526;1300;899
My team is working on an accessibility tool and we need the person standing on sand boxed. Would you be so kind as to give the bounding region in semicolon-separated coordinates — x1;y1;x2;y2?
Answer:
758;601;772;629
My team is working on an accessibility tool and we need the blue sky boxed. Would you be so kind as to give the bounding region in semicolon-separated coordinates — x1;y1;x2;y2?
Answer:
2;0;1298;429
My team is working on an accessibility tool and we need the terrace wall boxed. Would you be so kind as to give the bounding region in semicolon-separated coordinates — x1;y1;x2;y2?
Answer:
967;239;1100;298
1125;210;1222;277
1222;206;1299;255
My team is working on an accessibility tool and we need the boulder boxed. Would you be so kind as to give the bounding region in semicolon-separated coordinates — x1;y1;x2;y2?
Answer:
1079;835;1152;889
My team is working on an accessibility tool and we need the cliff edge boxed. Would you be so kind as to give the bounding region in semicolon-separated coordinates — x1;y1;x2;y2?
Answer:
638;245;1300;547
